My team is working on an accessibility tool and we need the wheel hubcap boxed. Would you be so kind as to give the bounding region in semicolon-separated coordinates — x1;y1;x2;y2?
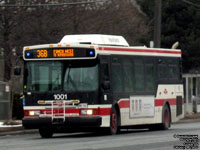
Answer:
164;109;169;127
112;112;116;130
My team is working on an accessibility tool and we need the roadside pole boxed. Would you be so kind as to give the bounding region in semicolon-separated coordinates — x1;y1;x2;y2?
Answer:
154;0;162;48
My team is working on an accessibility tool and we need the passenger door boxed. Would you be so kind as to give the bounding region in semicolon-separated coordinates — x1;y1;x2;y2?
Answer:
99;55;112;104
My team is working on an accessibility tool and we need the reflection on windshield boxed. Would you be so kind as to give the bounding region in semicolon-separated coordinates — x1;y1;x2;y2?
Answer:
64;65;98;91
26;61;62;92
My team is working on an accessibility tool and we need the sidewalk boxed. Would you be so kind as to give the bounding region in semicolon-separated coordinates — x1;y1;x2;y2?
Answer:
175;113;200;124
0;120;38;136
0;114;200;136
0;120;23;131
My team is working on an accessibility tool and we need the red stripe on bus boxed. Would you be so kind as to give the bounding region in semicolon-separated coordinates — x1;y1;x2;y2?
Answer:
118;98;184;108
118;100;130;108
155;99;176;106
99;47;182;55
24;107;111;117
99;108;111;115
155;98;184;106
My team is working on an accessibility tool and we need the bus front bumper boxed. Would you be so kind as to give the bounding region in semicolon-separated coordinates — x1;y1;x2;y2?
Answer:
22;116;102;129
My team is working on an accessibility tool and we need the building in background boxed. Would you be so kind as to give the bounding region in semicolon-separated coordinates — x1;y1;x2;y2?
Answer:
183;74;200;114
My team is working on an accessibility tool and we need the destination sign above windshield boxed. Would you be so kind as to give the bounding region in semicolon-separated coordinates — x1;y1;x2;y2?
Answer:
24;47;95;59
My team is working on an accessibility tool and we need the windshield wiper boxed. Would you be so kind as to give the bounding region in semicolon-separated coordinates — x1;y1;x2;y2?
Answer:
65;67;78;91
51;70;61;91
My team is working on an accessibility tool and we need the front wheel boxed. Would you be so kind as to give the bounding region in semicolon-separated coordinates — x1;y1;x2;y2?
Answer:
109;107;120;135
39;127;53;138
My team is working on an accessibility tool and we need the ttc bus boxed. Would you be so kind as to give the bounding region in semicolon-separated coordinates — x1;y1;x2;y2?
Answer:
21;34;184;138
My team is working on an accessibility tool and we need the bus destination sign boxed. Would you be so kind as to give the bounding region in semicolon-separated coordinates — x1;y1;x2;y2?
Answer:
53;49;74;57
25;47;95;59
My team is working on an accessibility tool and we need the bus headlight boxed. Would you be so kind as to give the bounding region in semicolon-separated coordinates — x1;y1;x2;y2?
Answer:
29;111;40;116
81;109;93;115
87;110;93;115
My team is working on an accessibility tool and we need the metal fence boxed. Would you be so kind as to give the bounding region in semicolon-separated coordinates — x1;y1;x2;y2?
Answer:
0;81;11;120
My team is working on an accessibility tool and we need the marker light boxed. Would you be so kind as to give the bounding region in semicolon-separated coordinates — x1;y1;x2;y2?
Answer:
26;52;31;57
89;51;94;56
38;100;46;104
71;100;80;104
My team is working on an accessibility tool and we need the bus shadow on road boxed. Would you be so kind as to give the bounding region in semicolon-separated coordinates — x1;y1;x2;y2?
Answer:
41;129;154;139
46;132;109;139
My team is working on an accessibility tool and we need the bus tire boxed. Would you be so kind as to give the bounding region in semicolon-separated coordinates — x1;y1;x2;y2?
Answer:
159;105;171;130
39;127;53;138
109;107;120;135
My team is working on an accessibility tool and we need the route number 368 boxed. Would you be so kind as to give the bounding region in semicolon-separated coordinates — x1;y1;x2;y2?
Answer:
37;50;48;58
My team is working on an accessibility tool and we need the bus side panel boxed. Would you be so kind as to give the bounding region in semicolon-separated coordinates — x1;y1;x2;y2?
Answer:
118;84;184;126
156;84;184;123
118;98;162;126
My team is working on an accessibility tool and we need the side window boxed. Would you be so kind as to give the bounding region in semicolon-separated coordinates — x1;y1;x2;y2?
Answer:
145;59;155;92
101;64;109;81
157;57;181;82
123;58;134;92
112;57;123;92
134;58;145;92
168;59;179;80
158;58;167;79
100;56;110;82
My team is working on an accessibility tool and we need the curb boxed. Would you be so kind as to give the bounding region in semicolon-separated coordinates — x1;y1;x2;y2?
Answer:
174;118;200;124
0;128;38;136
0;126;23;132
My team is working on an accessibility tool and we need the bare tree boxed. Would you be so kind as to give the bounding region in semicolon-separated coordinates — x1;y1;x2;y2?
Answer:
0;0;149;82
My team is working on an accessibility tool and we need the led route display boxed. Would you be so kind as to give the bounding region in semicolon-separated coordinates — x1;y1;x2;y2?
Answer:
24;47;95;59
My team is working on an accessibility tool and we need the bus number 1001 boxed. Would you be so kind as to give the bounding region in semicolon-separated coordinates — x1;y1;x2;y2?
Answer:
54;94;68;100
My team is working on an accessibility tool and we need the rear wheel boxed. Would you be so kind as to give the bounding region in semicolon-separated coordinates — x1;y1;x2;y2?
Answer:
109;107;120;135
159;105;171;130
149;105;171;131
39;127;53;138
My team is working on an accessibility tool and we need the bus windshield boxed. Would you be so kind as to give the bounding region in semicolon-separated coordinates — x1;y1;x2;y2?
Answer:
25;61;98;92
26;61;62;92
64;65;98;91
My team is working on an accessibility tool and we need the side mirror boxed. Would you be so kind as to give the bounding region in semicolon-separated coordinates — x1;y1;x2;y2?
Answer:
14;67;21;75
102;81;110;90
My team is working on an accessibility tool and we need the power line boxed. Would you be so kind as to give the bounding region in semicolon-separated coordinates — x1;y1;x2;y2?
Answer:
0;0;110;7
182;0;200;8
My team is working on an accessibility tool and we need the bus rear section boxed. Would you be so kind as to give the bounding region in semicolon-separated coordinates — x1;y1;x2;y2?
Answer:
21;34;184;138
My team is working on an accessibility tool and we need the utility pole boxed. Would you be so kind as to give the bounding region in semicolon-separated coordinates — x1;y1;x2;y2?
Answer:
153;0;162;48
0;48;4;81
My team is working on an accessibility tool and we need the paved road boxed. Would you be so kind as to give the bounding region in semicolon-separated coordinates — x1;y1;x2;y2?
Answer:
0;122;199;150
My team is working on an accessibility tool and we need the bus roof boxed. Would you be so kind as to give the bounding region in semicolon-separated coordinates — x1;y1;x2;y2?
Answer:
59;34;129;47
96;46;181;57
23;34;182;60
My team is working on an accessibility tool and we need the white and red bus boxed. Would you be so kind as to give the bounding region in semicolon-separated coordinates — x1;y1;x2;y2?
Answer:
21;34;184;138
